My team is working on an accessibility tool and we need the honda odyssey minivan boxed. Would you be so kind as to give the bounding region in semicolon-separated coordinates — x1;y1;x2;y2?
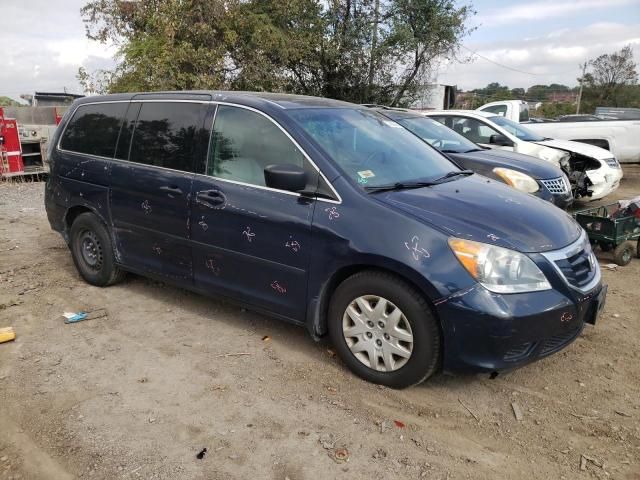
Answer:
45;92;606;388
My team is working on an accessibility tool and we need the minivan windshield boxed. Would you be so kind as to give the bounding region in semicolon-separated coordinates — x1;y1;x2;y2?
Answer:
489;116;545;142
289;108;458;188
389;115;481;154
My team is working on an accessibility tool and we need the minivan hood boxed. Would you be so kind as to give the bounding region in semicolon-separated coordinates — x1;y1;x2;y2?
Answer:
535;138;610;160
376;175;581;253
453;149;563;179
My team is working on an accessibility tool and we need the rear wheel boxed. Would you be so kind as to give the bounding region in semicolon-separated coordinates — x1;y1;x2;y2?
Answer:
613;241;634;266
328;271;440;389
69;212;125;286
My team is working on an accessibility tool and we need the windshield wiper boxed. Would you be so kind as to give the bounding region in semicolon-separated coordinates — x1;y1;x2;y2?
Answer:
440;149;464;153
461;148;483;153
431;170;474;183
364;180;437;193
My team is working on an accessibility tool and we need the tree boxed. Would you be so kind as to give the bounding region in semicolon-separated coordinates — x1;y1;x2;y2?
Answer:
81;0;232;92
0;96;21;106
79;0;475;105
580;45;638;110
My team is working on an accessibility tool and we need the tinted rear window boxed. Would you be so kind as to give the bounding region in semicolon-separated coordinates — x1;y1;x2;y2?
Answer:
59;103;127;157
128;102;206;172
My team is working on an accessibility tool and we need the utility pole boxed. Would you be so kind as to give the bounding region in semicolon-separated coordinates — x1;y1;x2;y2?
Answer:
576;62;587;114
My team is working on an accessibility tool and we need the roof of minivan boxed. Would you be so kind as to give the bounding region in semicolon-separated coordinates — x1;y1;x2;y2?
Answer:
74;91;357;110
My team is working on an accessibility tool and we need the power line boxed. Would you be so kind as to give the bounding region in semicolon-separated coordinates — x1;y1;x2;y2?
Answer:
461;45;543;76
460;45;581;77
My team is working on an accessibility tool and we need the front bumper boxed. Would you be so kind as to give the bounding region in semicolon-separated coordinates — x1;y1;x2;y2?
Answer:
436;231;605;374
586;166;623;201
437;282;605;373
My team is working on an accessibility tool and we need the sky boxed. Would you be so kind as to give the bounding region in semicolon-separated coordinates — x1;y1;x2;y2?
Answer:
1;0;639;102
437;0;640;90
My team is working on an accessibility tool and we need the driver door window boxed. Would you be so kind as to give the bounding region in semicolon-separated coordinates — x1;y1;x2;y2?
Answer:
449;117;499;144
208;106;307;187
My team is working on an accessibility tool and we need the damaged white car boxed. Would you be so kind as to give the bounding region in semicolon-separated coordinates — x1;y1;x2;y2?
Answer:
423;110;623;201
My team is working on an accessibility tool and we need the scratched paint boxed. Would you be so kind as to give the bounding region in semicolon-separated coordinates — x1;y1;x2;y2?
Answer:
498;195;522;205
152;245;162;255
404;235;430;261
487;233;500;242
560;312;573;322
242;226;255;242
285;237;301;252
198;216;208;232
324;206;340;220
205;258;221;276
141;200;152;215
271;280;287;294
433;285;478;306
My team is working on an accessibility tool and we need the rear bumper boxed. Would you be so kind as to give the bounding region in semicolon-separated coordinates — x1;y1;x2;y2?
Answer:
44;179;66;235
437;282;605;373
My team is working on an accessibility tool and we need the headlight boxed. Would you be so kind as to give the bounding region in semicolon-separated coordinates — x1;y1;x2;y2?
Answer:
493;168;539;193
448;238;551;293
605;158;619;168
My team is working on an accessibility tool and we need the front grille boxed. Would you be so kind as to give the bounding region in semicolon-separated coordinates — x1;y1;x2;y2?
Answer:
541;177;570;194
554;248;597;289
539;327;581;356
504;342;533;362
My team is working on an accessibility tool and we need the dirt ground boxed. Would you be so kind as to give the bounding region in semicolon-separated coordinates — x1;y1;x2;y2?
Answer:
1;167;639;480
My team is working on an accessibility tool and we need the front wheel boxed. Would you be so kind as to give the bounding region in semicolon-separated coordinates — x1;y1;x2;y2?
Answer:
328;271;441;389
69;212;125;286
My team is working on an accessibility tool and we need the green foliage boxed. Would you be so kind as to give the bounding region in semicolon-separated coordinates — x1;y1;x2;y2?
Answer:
531;102;576;119
0;96;21;106
79;0;475;105
580;45;638;112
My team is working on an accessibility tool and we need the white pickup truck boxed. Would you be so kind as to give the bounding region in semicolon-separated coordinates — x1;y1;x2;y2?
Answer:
477;100;640;163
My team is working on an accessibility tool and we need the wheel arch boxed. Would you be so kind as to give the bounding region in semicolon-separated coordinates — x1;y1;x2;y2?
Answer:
63;204;110;243
307;259;444;342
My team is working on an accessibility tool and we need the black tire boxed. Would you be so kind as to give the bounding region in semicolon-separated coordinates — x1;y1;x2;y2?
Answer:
637;240;640;259
599;242;613;252
328;270;441;389
69;212;125;286
613;241;634;266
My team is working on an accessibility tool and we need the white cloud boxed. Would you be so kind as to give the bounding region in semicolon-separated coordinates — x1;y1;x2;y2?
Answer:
0;0;115;100
545;46;588;60
438;22;640;90
476;0;636;26
47;39;117;66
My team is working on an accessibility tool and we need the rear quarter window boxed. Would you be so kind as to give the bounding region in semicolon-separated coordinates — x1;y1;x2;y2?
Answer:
59;103;127;157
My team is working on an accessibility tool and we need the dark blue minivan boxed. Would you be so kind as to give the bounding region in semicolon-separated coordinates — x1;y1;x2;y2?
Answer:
45;92;607;388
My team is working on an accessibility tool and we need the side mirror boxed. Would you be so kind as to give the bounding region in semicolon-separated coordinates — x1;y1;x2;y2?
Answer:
264;164;307;192
489;134;513;147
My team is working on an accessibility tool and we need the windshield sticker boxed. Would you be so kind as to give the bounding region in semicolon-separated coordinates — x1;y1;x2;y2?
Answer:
384;120;403;128
357;170;375;179
357;177;368;185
